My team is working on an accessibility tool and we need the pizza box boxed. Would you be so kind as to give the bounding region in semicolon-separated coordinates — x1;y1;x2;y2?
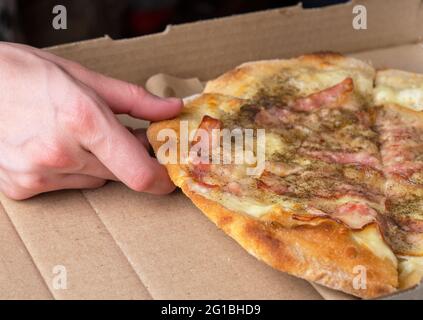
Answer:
1;0;422;300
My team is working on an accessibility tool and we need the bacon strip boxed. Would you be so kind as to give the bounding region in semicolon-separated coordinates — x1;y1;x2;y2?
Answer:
257;173;289;195
398;219;423;233
254;107;298;126
301;149;381;170
264;161;303;177
330;202;377;229
376;108;423;184
291;77;354;112
301;202;377;230
193;115;222;150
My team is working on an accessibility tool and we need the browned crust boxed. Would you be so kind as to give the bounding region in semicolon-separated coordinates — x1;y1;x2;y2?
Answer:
147;112;398;299
182;186;396;299
205;52;373;93
383;103;423;123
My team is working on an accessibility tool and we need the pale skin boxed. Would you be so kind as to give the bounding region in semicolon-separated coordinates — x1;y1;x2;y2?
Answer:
0;42;183;200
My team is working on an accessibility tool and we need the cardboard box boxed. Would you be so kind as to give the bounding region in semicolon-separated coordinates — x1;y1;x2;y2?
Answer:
1;0;423;299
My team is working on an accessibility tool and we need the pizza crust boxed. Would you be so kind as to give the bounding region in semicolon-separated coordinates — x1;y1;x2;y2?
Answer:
204;52;375;102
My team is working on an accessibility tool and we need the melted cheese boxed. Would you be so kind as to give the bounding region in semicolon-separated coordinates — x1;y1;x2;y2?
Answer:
375;69;423;111
352;224;397;267
214;194;275;218
398;256;423;289
190;179;399;269
189;181;275;217
265;132;289;157
288;68;373;99
188;180;307;218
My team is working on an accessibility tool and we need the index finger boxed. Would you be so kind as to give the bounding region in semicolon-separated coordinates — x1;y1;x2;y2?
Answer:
10;43;183;121
65;64;184;121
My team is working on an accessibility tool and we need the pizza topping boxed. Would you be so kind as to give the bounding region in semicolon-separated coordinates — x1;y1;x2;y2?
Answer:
191;115;223;160
290;77;354;112
191;162;212;180
386;196;423;232
224;181;243;196
296;202;377;230
387;162;423;182
376;106;423;185
300;149;381;170
330;202;377;230
196;115;223;134
254;107;299;126
188;73;423;249
264;161;303;177
255;166;385;207
257;173;289;195
401;219;423;233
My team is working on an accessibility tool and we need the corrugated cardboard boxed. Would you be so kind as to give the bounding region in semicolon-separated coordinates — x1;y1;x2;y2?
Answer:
1;0;423;299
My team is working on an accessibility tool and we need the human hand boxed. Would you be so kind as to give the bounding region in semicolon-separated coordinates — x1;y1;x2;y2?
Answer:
0;42;182;200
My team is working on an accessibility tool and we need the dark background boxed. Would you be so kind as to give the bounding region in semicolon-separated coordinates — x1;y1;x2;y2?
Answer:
1;0;347;47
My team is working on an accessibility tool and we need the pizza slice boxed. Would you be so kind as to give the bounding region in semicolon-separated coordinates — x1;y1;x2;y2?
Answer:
147;54;399;298
374;69;423;289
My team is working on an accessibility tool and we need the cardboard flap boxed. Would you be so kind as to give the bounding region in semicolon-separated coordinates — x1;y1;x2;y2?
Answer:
82;183;322;300
47;0;423;86
0;192;152;299
145;74;204;98
0;202;52;299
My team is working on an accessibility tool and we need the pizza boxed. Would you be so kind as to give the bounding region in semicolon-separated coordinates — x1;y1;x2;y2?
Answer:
147;53;423;298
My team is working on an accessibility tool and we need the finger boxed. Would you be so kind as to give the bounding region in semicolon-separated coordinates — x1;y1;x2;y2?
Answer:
18;45;183;121
77;153;118;181
80;101;176;194
50;174;107;191
132;128;151;150
78;72;183;121
3;174;106;200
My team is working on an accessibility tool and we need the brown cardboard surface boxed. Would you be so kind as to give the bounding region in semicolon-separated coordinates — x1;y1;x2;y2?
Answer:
1;0;423;300
352;43;423;72
0;202;52;299
0;192;151;299
83;183;321;300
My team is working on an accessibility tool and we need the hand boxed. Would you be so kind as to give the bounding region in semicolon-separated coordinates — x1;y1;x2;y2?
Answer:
0;42;182;200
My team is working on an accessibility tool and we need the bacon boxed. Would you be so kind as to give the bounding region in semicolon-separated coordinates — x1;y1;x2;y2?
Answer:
387;162;423;179
196;115;222;133
264;161;303;177
257;174;289;195
379;127;414;144
192;115;222;156
399;219;423;233
302;149;381;169
291;78;354;112
254;107;298;126
191;163;212;180
224;181;243;196
331;202;377;229
299;202;377;229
